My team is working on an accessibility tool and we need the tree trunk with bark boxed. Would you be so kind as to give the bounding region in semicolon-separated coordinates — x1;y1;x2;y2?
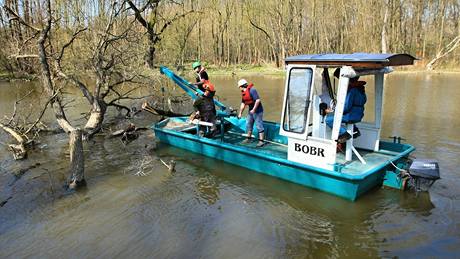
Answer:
67;129;85;189
381;0;389;53
84;99;107;138
36;0;85;187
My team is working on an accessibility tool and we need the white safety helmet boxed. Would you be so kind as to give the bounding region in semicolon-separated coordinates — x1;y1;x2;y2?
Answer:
237;79;248;88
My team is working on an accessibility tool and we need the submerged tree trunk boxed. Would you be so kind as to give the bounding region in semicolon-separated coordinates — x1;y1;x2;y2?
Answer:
67;129;85;189
36;0;85;186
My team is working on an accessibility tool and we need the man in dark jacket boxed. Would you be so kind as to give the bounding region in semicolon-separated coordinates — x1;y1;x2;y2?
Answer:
192;82;217;137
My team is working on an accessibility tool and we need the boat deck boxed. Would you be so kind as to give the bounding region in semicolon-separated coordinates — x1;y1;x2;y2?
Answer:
216;131;402;176
159;117;411;178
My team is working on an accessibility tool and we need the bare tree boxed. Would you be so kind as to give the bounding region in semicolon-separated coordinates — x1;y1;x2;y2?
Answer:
2;0;460;72
3;0;155;189
3;0;87;187
426;34;460;70
126;0;194;68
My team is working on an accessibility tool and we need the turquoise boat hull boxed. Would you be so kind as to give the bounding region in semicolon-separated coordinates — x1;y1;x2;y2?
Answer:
153;118;414;201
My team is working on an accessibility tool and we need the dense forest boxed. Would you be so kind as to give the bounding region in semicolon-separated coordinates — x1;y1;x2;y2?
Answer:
1;0;459;76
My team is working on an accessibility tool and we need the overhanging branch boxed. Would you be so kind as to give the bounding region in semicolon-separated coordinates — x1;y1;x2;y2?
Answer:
3;5;40;32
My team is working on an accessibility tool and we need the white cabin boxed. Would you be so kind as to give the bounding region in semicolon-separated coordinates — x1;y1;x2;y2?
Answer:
280;53;416;170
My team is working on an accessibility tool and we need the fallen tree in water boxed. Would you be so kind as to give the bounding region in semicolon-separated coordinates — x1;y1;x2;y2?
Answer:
1;0;196;193
142;101;192;117
110;123;148;145
3;1;155;190
0;88;49;160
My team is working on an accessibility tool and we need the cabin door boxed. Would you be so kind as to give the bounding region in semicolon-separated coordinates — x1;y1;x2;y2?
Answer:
279;65;316;139
280;65;338;169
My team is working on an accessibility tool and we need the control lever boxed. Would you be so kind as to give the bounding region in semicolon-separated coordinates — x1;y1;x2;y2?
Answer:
319;102;328;123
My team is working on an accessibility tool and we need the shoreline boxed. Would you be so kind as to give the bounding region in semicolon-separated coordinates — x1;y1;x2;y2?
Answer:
208;66;460;78
0;72;36;82
2;66;459;82
206;63;460;72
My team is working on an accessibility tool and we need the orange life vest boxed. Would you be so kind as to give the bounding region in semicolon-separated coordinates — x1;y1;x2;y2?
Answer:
241;83;254;105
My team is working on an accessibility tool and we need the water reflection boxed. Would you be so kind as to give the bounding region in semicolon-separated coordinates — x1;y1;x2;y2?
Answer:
195;175;220;205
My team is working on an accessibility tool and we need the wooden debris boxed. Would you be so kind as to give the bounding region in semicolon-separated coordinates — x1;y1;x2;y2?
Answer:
142;101;191;117
160;158;176;173
0;122;27;160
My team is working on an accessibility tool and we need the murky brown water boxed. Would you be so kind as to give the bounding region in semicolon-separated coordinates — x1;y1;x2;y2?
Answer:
1;72;460;258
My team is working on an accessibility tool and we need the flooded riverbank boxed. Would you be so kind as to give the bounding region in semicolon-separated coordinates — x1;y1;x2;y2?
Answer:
1;73;459;258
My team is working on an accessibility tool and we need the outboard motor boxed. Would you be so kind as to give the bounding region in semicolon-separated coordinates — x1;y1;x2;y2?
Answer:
407;159;440;191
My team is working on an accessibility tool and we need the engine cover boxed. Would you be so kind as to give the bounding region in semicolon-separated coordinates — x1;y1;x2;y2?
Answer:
409;159;440;180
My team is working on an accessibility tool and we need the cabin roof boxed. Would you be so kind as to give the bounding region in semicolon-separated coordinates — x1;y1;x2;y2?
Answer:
285;53;416;68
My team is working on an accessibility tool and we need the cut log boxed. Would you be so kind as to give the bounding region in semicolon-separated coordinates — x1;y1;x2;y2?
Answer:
111;129;125;137
111;123;136;137
142;101;191;117
110;123;140;144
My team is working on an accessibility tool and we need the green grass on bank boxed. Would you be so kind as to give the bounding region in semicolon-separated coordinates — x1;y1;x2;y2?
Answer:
0;71;12;81
205;64;285;76
205;63;460;78
2;62;460;82
0;71;37;81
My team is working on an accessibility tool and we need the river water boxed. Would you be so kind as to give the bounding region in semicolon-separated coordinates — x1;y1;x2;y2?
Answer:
0;72;459;258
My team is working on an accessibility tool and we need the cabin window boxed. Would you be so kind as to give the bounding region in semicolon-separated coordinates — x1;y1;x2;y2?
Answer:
283;68;313;133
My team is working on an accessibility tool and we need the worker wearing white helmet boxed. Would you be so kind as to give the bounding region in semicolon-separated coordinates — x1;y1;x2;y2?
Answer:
237;79;265;147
